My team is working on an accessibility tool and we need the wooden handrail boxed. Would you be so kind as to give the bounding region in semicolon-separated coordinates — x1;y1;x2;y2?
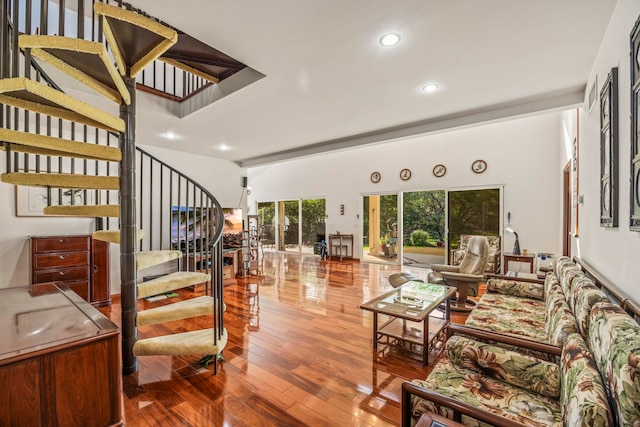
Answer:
448;324;562;356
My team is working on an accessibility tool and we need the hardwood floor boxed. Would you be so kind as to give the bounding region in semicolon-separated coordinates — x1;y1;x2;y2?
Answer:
99;252;472;427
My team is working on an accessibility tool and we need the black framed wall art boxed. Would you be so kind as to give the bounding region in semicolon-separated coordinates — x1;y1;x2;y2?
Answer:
599;67;618;228
630;17;640;231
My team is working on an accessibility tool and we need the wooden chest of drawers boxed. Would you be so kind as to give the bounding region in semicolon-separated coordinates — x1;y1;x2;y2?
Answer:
31;235;111;306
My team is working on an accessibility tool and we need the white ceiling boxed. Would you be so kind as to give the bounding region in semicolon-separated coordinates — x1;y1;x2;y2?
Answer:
126;0;618;167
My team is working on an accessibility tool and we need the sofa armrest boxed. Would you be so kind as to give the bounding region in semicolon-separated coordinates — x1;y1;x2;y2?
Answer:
402;381;528;427
449;324;562;356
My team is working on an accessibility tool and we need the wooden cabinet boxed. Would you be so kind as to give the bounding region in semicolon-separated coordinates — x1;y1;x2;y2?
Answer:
31;235;111;306
0;282;122;427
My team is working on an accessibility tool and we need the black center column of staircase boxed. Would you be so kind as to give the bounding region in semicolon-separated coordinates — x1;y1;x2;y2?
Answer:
120;75;138;375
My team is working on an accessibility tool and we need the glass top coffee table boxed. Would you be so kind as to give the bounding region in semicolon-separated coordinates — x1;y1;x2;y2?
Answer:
360;281;456;366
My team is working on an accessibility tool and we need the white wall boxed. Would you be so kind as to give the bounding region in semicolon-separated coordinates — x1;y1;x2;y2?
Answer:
248;112;564;262
0;146;245;293
575;0;640;303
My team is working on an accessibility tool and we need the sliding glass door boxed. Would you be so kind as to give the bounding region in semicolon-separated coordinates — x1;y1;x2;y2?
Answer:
301;198;326;254
278;200;299;252
257;202;275;251
257;198;326;254
447;188;500;255
362;194;398;265
402;190;446;268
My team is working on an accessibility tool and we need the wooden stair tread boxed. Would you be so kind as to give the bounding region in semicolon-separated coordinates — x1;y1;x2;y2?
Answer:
42;205;119;217
94;2;177;78
0;78;124;132
19;35;130;105
0;129;122;161
137;249;183;271
137;270;209;298
92;229;144;244
1;172;119;190
132;328;227;356
137;296;224;326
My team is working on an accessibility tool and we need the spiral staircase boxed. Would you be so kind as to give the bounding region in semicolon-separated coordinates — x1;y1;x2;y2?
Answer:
0;2;227;374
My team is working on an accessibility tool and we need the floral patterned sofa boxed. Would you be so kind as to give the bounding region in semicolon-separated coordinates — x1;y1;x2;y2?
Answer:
402;257;640;426
404;329;612;426
464;256;609;347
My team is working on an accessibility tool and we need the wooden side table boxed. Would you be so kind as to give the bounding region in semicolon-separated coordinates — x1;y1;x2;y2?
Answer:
328;234;353;261
503;252;536;273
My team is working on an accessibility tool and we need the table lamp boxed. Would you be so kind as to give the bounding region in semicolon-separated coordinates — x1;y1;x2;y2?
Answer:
505;227;521;255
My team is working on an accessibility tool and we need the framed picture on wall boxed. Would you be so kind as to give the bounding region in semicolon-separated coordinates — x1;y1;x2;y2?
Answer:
15;186;96;217
599;67;618;228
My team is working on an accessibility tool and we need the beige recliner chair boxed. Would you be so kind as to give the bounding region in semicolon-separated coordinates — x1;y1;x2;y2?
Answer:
428;235;488;312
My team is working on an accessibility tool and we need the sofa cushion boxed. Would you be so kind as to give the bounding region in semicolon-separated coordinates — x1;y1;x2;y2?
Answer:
410;359;562;427
546;295;579;347
560;333;613;426
446;335;560;398
486;278;544;300
466;302;548;342
544;272;561;295
476;292;545;315
554;256;575;279
588;302;640;426
560;268;585;296
571;283;610;338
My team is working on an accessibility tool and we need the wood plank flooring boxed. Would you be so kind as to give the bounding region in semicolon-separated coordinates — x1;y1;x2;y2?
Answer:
99;252;473;426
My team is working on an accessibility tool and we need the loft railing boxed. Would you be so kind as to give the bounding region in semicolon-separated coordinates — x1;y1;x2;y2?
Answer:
3;0;209;99
1;0;225;317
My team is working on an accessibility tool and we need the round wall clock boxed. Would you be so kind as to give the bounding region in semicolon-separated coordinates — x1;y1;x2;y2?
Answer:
400;168;412;181
370;171;381;183
472;160;487;174
433;164;446;177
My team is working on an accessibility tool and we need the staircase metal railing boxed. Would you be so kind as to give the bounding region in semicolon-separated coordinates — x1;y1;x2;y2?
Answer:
1;0;227;370
135;145;225;331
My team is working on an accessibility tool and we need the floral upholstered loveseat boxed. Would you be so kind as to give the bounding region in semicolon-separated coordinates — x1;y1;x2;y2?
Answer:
464;256;610;347
403;328;612;426
402;257;640;426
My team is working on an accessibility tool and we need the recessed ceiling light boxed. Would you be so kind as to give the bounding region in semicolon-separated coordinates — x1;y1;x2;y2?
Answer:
216;144;230;151
162;132;179;140
380;33;400;46
422;83;440;93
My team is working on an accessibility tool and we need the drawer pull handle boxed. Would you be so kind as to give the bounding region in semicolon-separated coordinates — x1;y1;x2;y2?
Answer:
59;271;67;276
93;265;99;273
58;255;68;259
58;239;69;243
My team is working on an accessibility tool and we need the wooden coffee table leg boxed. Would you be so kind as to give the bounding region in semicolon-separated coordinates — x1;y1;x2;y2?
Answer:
373;312;378;351
422;315;429;367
